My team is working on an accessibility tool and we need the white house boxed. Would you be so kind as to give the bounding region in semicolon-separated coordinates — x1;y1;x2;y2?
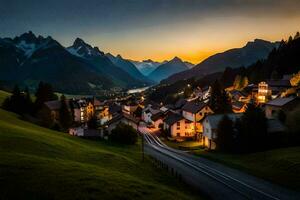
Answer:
182;101;214;133
202;113;242;150
182;101;213;122
163;113;195;138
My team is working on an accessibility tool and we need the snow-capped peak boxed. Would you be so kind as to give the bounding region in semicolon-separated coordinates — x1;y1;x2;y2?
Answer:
67;38;104;58
15;40;37;58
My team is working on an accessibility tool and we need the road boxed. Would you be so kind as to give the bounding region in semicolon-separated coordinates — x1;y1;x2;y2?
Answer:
138;125;300;200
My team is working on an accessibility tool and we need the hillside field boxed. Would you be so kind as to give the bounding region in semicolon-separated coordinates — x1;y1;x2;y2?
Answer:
0;91;201;200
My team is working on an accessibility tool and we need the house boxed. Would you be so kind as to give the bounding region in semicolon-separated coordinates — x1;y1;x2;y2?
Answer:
229;90;250;103
132;105;143;119
257;81;271;103
109;103;122;117
86;101;95;120
174;98;187;110
203;113;287;150
202;114;242;150
265;97;299;119
142;104;161;123
42;100;70;124
182;101;213;122
232;101;247;113
151;112;164;129
105;113;140;134
267;79;292;91
69;127;102;138
122;102;139;115
182;100;214;134
69;99;89;123
95;103;112;125
163;113;195;138
257;80;292;103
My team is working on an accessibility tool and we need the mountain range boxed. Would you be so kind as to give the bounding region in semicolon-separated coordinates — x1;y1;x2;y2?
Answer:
162;39;279;84
0;32;152;94
148;57;190;82
129;59;164;76
0;32;280;93
105;53;152;83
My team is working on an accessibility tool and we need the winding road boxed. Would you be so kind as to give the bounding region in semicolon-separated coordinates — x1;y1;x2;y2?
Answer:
138;125;300;200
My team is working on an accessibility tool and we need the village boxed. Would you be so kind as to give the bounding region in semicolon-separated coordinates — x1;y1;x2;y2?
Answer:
40;74;300;151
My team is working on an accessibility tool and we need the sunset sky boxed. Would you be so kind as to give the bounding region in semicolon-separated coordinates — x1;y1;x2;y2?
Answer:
1;0;300;64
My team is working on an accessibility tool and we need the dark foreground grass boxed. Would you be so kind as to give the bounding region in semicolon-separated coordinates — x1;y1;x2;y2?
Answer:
193;148;300;191
0;106;202;199
0;90;10;104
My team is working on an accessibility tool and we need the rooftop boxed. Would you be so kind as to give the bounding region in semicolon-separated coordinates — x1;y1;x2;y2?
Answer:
266;97;297;107
266;79;291;87
204;113;242;129
232;101;247;110
182;100;207;114
164;113;184;125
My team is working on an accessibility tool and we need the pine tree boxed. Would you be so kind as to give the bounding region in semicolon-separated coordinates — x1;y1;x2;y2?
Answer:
215;115;234;152
59;95;72;131
294;32;300;40
238;104;268;152
233;75;242;89
34;82;58;113
24;87;33;114
210;80;232;114
10;85;23;114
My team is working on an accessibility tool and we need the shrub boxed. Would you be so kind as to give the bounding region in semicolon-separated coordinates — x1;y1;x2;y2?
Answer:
109;123;138;145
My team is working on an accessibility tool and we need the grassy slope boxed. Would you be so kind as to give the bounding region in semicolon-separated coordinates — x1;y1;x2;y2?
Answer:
194;148;300;191
0;90;10;104
0;91;201;200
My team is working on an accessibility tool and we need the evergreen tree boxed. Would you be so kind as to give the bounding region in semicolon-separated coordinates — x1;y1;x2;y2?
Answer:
9;85;25;114
2;85;34;114
34;82;58;113
233;75;242;89
59;95;72;131
294;32;300;40
238;104;268;153
24;87;33;114
210;80;232;114
215;115;234;152
241;76;249;88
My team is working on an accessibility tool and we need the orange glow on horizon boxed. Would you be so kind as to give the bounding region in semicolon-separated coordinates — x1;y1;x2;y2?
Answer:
88;16;300;64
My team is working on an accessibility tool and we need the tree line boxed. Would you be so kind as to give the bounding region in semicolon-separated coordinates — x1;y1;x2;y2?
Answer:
2;82;73;132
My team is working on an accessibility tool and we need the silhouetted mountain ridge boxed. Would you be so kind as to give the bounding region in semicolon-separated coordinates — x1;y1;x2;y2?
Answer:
162;39;279;84
148;56;189;83
0;32;151;94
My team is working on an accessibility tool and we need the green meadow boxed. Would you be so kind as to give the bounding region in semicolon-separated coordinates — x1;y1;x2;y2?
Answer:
0;91;201;200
